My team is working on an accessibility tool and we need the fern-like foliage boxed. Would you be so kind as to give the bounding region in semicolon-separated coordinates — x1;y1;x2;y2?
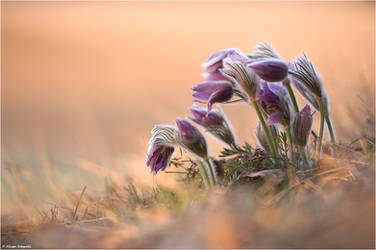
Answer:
219;142;254;157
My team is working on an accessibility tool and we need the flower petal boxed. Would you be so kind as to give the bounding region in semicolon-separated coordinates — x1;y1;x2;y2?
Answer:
266;112;283;125
176;119;208;158
146;145;175;174
192;81;231;92
192;91;211;100
201;48;238;72
207;85;233;111
249;58;288;82
201;70;229;81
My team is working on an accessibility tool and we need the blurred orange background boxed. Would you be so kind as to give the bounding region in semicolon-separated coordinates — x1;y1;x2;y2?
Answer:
1;1;374;212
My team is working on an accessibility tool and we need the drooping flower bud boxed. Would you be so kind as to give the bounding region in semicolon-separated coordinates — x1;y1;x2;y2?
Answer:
192;81;234;111
289;56;335;143
189;105;223;126
146;125;179;174
201;49;249;82
201;48;241;73
291;105;313;147
288;56;329;115
222;57;260;102
289;53;323;98
248;58;289;82
248;41;282;60
189;105;236;147
258;82;293;127
175;119;208;158
146;145;175;174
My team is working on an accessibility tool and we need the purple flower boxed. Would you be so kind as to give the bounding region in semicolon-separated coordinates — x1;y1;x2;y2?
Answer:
189;105;236;146
146;125;179;175
289;63;319;111
227;50;249;64
176;119;208;158
201;48;240;73
189;105;223;126
291;105;313;147
222;57;260;101
146;145;175;174
289;53;323;98
192;81;234;111
288;60;329;115
201;49;249;81
248;58;289;82
258;81;292;127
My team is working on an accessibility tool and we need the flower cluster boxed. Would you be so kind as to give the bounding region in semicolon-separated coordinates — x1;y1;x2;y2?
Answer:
146;41;336;188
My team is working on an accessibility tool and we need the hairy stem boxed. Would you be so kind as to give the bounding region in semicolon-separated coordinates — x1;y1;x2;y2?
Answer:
204;156;217;186
251;100;278;159
286;127;295;183
283;79;299;113
261;110;280;154
317;97;325;160
196;160;211;188
325;115;336;143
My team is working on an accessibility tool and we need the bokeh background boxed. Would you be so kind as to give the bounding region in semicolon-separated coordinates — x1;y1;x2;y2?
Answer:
2;1;374;214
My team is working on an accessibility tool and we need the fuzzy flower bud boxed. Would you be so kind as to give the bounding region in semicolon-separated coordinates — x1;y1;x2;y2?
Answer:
146;125;179;174
258;81;293;127
291;105;313;147
175;119;208;158
146;145;175;174
288;58;329;115
189;105;236;147
201;49;249;82
222;57;260;102
289;53;323;98
201;48;242;73
192;81;234;111
248;58;289;82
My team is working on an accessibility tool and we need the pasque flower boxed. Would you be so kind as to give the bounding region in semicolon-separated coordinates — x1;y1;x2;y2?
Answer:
189;105;236;147
146;125;179;174
248;58;289;82
201;49;249;81
246;41;289;82
291;105;313;147
146;145;175;174
247;41;300;112
146;121;215;187
201;48;241;73
258;81;292;127
192;81;234;111
146;121;209;173
289;53;335;148
222;57;260;102
290;53;323;98
288;57;329;115
175;119;208;158
189;105;223;126
175;119;218;186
